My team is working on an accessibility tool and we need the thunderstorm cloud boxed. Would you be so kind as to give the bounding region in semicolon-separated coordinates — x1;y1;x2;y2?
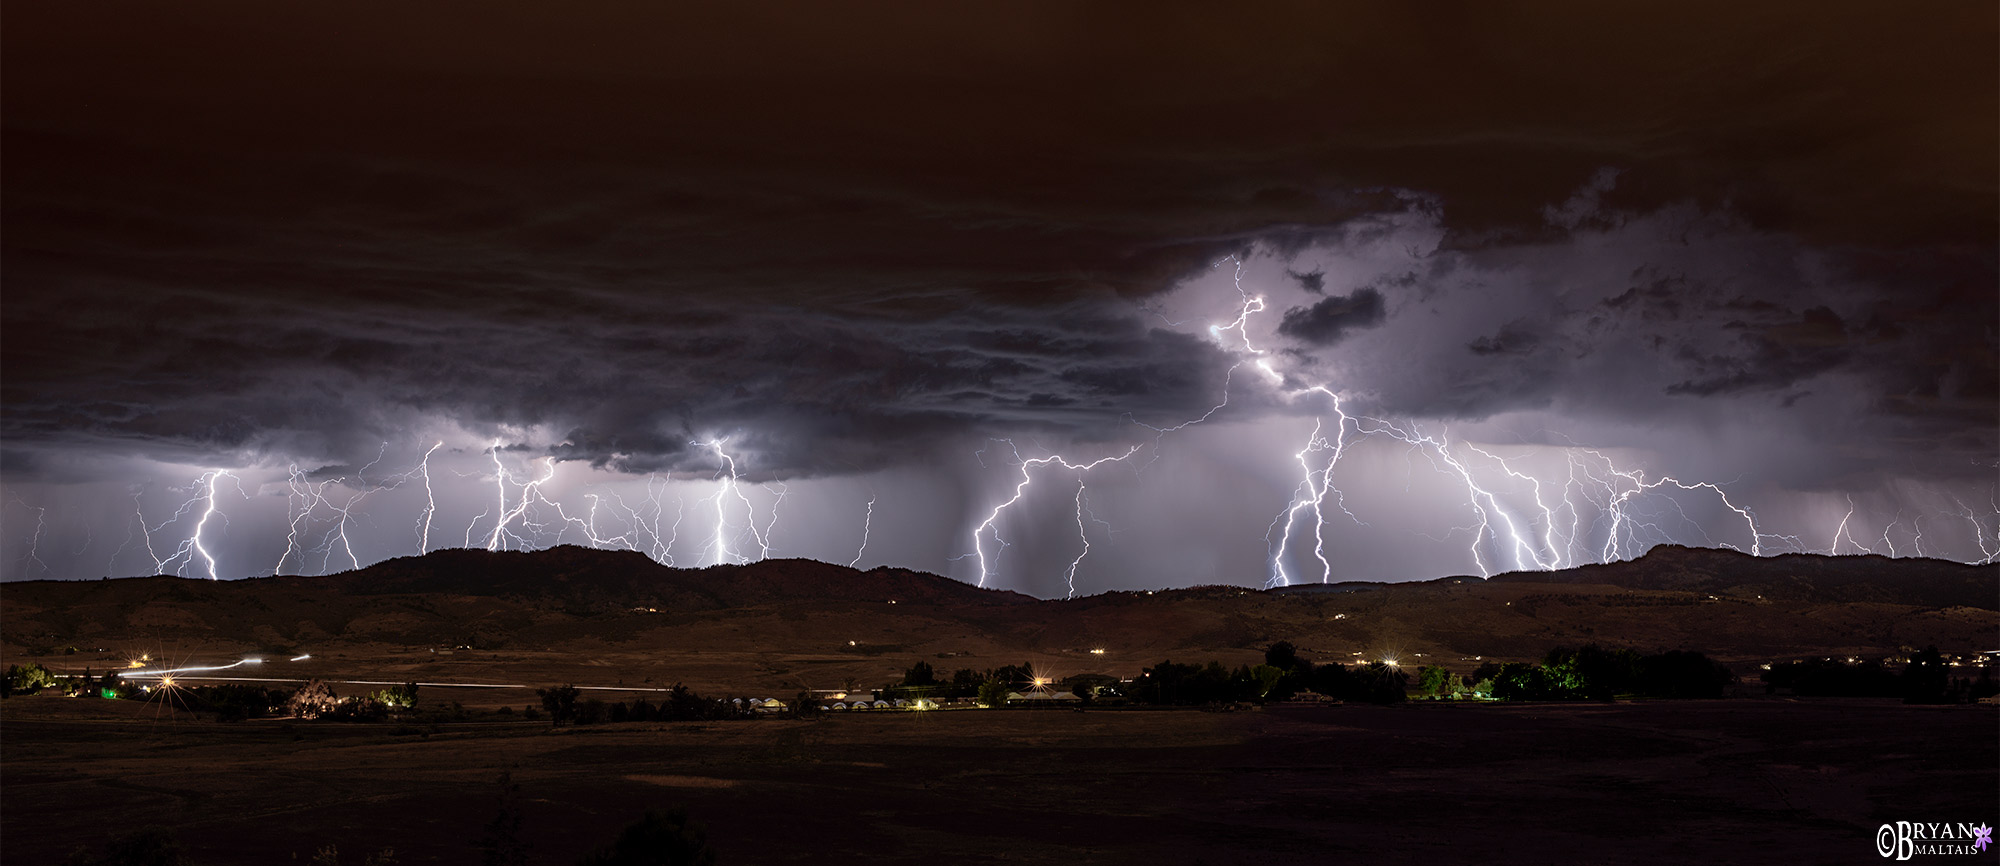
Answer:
2;3;1993;587
1277;289;1388;345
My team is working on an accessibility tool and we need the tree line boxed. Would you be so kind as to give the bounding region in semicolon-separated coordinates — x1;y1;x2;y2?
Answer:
1449;645;1737;701
529;683;757;726
1759;646;1997;704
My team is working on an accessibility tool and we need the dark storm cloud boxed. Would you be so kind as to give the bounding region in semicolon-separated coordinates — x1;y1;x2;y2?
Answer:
1287;210;1995;484
1467;321;1542;357
2;2;1994;482
1664;306;1851;397
1287;269;1326;294
1277;289;1388;345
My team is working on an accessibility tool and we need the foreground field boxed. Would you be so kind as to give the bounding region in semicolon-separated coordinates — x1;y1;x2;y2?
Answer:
4;696;1991;865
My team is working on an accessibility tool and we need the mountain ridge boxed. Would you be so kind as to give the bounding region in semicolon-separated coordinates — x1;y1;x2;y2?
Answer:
3;546;1993;681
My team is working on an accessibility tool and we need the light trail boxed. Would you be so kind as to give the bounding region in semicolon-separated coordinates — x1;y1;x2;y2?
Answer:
117;658;263;680
133;675;693;693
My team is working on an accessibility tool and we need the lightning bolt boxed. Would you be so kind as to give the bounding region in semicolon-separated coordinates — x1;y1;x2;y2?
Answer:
415;441;442;554
1950;495;1999;564
152;470;245;580
1063;484;1094;599
1879;510;1904;558
760;481;788;559
487;450;558;552
849;494;876;569
1830;495;1875;555
698;438;776;566
14;246;1995;583
968;441;1143;588
10;502;50;576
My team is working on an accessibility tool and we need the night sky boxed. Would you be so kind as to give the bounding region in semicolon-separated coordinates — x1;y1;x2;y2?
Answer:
4;4;1995;595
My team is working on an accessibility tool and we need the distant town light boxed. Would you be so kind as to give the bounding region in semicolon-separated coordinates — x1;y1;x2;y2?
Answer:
1089;649;1105;655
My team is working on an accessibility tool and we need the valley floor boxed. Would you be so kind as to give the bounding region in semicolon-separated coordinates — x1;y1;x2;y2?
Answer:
3;696;1992;865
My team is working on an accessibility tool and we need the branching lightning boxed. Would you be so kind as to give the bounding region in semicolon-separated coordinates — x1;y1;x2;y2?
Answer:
967;441;1143;588
148;470;247;580
696;438;783;566
7;256;1994;587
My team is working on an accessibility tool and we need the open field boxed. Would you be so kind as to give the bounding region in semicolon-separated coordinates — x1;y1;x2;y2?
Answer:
4;695;1993;865
6;548;1994;863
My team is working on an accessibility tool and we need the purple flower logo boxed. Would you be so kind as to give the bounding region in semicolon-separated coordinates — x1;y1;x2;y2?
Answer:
1973;824;1992;853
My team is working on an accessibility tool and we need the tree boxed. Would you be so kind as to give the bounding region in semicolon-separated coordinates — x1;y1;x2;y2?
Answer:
375;682;419;710
1131;660;1239;704
1542;645;1640;700
4;662;57;698
1902;646;1950;704
791;691;822;718
628;698;655;722
330;695;389;722
575;809;717;866
903;661;937;686
1308;663;1355;701
977;678;1011;708
1636;650;1732;698
1761;658;1898;697
1265;641;1301;672
1491;663;1551;701
989;663;1034;689
1415;665;1453;698
537;685;580;726
288;680;341;720
1355;661;1408;704
663;683;708;720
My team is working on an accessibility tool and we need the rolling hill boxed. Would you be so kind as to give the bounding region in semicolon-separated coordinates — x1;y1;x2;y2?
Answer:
2;545;1993;693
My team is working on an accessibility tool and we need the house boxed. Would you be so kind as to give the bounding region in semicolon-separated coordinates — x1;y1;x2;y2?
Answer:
1007;691;1079;702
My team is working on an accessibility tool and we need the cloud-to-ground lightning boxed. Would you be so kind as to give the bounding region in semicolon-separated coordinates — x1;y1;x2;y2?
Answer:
8;502;50;576
850;494;876;569
415;440;442;553
7;256;1995;587
1064;484;1093;599
693;438;787;566
146;470;246;580
967;440;1143;588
